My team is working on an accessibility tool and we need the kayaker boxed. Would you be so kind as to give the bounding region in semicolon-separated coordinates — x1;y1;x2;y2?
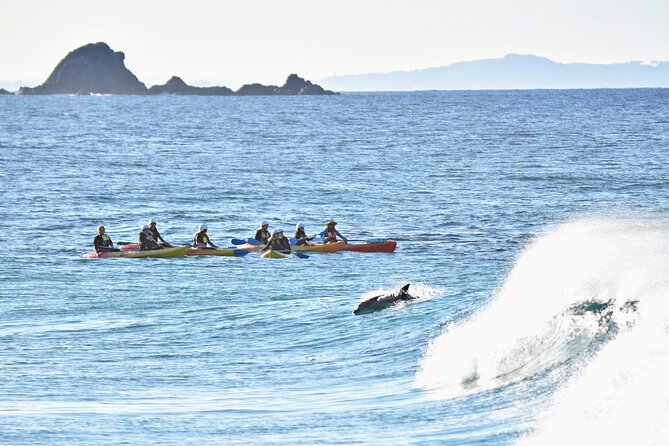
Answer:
193;224;218;248
262;229;292;252
93;225;119;253
318;219;348;244
255;221;271;244
139;225;162;251
294;223;315;246
148;219;173;247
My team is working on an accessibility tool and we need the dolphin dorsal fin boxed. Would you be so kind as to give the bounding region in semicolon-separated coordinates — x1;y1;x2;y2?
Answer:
401;283;410;292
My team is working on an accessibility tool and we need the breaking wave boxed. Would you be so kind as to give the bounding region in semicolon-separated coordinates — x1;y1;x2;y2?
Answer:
416;216;669;445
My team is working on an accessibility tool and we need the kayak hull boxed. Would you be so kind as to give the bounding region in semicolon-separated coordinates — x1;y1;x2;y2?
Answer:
84;246;189;259
290;241;347;252
340;240;397;253
237;243;263;252
260;250;291;259
119;243;140;251
186;247;248;257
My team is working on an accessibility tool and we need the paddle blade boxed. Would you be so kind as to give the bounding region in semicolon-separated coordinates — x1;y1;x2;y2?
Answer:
245;238;261;246
231;238;247;246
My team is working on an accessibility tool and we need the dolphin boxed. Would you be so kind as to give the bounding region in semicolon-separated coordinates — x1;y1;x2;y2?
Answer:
353;284;417;315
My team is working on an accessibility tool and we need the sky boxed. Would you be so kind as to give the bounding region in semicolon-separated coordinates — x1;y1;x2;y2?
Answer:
1;0;668;89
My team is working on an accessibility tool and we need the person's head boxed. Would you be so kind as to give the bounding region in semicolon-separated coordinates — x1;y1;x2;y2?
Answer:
97;225;105;234
199;224;208;232
272;229;280;237
296;222;305;232
148;218;157;228
326;219;337;228
142;225;150;232
261;220;269;230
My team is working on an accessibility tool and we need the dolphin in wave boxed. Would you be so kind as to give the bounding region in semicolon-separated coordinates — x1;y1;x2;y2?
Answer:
353;284;417;315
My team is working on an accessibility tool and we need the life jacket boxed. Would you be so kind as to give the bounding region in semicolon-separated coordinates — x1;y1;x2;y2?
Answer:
139;230;158;250
269;237;283;250
194;231;209;245
257;229;270;244
326;230;337;239
95;233;112;247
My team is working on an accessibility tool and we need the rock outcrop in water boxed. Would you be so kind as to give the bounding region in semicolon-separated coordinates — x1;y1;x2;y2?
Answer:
235;83;280;96
276;74;335;95
148;76;233;95
18;42;147;95
235;74;336;96
18;42;337;96
0;88;12;95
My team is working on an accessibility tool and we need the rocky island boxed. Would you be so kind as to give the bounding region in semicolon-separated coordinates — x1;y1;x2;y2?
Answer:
0;88;12;95
18;42;336;96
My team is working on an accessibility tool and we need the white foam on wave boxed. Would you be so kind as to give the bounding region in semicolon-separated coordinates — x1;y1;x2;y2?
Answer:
416;216;669;444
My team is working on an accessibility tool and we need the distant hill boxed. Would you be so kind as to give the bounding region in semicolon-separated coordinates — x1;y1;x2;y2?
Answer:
319;54;669;91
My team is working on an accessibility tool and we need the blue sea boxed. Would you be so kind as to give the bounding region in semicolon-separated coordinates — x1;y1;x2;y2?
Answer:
1;89;668;445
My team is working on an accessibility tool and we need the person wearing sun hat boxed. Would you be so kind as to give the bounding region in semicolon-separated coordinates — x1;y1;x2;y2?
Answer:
318;219;348;244
139;224;162;251
193;224;218;249
293;222;316;246
147;218;172;247
254;220;271;245
261;228;292;252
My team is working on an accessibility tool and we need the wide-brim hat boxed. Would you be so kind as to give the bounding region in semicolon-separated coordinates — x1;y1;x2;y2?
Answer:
326;219;337;225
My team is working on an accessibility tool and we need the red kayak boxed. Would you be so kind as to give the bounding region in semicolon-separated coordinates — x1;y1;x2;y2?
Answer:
340;240;397;253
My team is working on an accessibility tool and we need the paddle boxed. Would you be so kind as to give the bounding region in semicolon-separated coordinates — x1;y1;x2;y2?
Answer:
289;236;323;245
232;237;262;246
269;250;309;259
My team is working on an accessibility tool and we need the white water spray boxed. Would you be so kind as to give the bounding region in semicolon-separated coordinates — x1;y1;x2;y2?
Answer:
417;216;669;446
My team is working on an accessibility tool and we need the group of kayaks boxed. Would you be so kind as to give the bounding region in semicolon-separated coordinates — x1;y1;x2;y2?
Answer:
83;239;397;259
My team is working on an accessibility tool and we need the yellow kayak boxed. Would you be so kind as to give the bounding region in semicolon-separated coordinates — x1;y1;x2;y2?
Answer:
260;250;291;259
84;246;189;259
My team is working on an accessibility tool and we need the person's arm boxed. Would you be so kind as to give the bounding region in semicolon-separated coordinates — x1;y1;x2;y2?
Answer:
335;229;348;242
254;229;263;242
94;235;101;252
260;237;272;251
209;239;218;248
108;236;114;248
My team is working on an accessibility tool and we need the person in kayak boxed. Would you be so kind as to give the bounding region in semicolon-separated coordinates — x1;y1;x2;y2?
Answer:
262;229;292;252
318;219;348;244
139;225;162;251
93;225;119;253
294;223;315;246
255;221;271;244
148;219;173;247
193;224;218;248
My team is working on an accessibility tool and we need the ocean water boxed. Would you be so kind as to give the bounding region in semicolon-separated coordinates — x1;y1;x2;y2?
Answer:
1;89;668;445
